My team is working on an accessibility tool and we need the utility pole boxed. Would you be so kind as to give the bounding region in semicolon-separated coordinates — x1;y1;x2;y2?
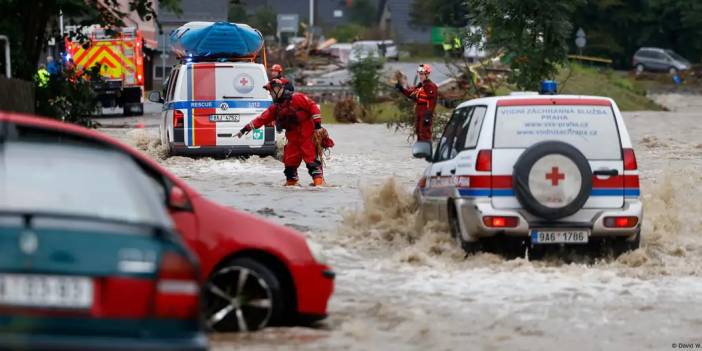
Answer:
309;0;314;27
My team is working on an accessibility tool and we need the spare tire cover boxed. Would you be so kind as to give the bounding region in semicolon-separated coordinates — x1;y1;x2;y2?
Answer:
512;141;592;220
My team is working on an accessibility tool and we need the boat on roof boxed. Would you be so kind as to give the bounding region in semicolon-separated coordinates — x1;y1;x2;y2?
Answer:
169;21;264;59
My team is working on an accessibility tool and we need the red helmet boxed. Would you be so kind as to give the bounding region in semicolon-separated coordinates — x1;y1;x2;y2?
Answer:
417;63;432;74
271;64;283;72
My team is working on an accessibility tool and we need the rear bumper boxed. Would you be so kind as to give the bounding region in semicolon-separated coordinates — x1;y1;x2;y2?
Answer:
171;143;276;157
0;332;208;351
455;197;643;242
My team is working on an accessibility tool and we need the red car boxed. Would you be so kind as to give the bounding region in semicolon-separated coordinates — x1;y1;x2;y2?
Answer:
1;112;335;332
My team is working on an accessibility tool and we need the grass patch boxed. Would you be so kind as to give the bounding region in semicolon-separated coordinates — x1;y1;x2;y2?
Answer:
555;64;662;111
321;101;452;124
494;64;663;111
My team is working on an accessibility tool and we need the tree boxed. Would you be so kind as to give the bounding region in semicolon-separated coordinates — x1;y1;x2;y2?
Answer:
249;6;277;36
409;0;468;28
228;1;249;23
0;0;181;81
348;54;383;118
465;0;583;90
349;0;377;27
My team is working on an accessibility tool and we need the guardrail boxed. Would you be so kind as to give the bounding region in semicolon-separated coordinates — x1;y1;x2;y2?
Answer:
567;54;613;65
296;85;354;103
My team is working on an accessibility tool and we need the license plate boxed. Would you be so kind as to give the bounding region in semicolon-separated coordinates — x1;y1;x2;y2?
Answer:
0;274;93;309
209;114;240;122
530;229;589;244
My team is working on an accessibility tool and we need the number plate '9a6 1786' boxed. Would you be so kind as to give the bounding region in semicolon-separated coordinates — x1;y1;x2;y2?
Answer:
530;230;589;244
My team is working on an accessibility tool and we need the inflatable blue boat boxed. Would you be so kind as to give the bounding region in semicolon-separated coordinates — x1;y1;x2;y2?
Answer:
169;21;264;59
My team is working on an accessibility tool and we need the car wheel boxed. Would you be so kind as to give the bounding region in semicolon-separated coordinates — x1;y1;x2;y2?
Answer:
448;201;480;255
611;229;641;257
202;257;285;332
669;67;678;76
513;141;592;220
635;63;645;73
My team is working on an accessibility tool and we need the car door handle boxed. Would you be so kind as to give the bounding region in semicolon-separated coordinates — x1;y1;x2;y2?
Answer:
593;169;619;176
449;169;456;175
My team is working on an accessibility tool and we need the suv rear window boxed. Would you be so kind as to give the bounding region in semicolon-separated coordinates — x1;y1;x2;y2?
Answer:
494;104;621;159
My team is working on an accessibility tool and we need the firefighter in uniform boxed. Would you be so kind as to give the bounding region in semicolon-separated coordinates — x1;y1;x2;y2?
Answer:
236;79;326;186
396;64;438;142
270;64;294;91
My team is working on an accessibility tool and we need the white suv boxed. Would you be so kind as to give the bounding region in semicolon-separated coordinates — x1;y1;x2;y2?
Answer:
150;62;275;157
414;94;642;256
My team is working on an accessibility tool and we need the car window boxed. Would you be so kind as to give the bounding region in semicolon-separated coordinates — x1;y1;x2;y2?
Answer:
493;104;621;159
449;107;473;157
666;50;686;62
650;51;666;60
454;105;487;150
637;50;653;58
0;141;173;227
165;66;179;101
435;108;467;162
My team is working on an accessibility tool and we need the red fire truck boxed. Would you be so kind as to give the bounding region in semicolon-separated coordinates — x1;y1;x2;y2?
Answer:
65;25;145;116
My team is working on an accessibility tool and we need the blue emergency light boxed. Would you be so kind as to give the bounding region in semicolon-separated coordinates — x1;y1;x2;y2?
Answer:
539;80;558;95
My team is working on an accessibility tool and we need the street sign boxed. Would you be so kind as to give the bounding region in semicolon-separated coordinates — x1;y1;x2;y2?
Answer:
575;28;586;49
277;14;299;33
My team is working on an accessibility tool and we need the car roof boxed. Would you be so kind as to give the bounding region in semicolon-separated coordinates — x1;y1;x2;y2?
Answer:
0;112;192;192
456;94;616;110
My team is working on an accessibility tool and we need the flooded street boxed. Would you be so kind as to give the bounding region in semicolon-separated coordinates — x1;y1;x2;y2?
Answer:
103;96;702;350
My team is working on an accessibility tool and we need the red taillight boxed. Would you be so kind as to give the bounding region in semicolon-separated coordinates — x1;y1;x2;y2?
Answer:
173;110;185;128
418;176;427;189
154;252;199;319
603;216;639;228
482;216;519;228
623;148;637;170
476;150;492;172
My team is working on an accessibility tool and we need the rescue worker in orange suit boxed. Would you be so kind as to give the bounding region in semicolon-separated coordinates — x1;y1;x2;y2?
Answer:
236;79;326;186
396;64;438;142
270;64;294;91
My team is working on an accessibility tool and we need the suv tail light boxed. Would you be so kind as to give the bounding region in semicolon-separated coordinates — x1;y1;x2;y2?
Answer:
476;150;492;172
154;251;199;319
623;148;637;170
173;110;185;128
603;216;639;228
482;216;519;228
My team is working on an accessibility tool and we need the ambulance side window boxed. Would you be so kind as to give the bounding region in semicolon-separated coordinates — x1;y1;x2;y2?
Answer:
165;67;179;101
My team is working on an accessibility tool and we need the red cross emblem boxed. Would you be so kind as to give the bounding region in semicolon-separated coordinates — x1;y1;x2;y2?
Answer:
545;167;565;186
240;77;248;86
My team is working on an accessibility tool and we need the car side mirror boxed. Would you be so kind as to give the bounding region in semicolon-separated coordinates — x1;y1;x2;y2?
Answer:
168;185;192;211
148;91;164;104
412;141;433;162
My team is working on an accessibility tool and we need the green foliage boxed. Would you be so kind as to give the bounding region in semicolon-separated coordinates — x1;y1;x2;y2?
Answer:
249;6;277;36
34;68;99;127
349;0;377;26
572;0;702;67
0;0;180;81
228;2;248;23
465;0;583;90
348;55;384;107
329;24;367;42
409;0;469;27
